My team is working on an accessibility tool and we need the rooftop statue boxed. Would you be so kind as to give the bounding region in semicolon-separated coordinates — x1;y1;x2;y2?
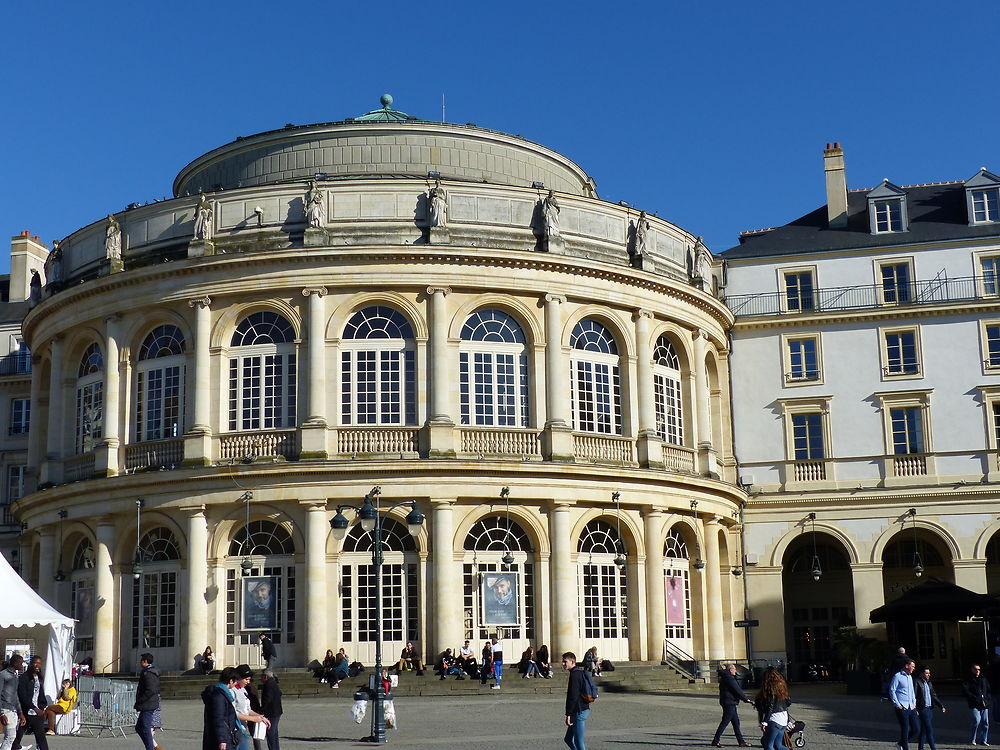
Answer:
428;179;448;227
305;180;326;229
194;193;214;240
633;211;650;259
693;236;711;283
542;190;561;239
44;240;63;284
105;214;122;261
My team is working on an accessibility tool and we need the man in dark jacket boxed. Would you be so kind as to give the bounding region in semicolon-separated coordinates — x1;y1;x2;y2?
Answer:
961;664;991;746
562;652;594;750
134;653;160;750
14;655;48;750
260;669;283;750
259;633;277;669
711;663;753;747
915;666;946;750
202;667;241;750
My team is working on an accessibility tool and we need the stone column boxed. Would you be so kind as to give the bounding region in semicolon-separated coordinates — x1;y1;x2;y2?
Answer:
183;506;209;668
425;288;455;458
301;288;329;459
304;502;329;663
26;355;43;493
549;501;578;656
744;566;785;659
41;337;64;486
692;330;716;476
97;315;122;477
703;516;725;660
634;310;662;468
184;297;213;466
543;294;574;461
851;562;887;638
94;518;117;673
431;500;461;654
37;527;56;604
953;559;988;593
643;509;666;661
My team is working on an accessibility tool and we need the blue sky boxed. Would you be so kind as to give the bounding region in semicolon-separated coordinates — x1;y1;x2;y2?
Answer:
1;1;996;272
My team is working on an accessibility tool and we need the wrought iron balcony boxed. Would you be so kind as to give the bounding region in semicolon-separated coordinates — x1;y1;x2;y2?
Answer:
0;353;31;377
727;275;995;318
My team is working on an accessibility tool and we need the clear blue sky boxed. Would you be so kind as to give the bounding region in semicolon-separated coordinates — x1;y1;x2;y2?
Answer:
2;0;997;272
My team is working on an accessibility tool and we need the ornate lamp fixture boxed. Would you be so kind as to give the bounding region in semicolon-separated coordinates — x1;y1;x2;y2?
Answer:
909;508;923;577
807;512;822;582
133;499;145;580
239;490;254;576
612;492;626;570
54;509;68;582
500;487;515;565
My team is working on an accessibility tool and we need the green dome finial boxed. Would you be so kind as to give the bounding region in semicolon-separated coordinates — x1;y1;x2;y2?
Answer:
380;93;393;109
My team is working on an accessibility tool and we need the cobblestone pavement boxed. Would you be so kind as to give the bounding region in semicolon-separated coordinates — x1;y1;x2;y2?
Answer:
49;686;983;748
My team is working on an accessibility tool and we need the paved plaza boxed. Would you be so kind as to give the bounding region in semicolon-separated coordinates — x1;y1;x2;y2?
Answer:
41;684;985;749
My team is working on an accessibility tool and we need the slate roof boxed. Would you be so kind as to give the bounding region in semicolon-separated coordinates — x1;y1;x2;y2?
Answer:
723;179;1000;260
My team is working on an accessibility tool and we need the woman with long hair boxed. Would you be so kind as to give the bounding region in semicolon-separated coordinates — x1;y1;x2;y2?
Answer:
754;668;792;750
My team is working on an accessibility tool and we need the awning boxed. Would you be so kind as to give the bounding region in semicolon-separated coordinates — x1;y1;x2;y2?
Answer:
870;577;1000;623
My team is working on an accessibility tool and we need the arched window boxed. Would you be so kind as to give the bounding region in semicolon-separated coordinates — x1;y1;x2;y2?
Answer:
137;527;182;561
136;325;186;442
229;520;295;557
578;519;624;554
226;520;296;650
663;527;692;642
228;312;297;431
342;517;417;552
72;538;95;570
76;343;104;453
570;320;621;434
459;310;529;427
653;335;684;445
341;306;415;425
664;528;689;559
464;516;532;551
577;519;628;644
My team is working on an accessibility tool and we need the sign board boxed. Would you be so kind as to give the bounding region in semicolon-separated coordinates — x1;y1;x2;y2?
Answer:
734;619;759;628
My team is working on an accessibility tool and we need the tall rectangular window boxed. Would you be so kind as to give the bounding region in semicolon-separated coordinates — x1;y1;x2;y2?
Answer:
9;398;29;436
786;338;819;381
973;189;1000;223
791;413;824;460
982;256;1000;296
986;324;1000;369
992;402;1000;447
6;465;25;503
874;199;904;232
890;407;925;454
880;263;912;304
784;271;815;312
884;330;920;376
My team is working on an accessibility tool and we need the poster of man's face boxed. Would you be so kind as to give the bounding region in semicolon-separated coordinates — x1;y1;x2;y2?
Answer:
242;576;278;631
482;572;518;626
75;585;94;638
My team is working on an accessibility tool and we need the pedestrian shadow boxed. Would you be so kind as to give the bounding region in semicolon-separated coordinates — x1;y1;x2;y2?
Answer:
284;735;365;742
606;735;714;746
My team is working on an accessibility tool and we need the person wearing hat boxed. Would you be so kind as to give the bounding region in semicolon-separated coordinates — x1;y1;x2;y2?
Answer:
232;665;269;750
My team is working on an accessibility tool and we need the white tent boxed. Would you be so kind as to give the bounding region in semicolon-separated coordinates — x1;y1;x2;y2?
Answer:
0;552;75;702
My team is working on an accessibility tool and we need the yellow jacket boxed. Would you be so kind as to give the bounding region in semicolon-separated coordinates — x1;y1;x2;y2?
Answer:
55;686;77;713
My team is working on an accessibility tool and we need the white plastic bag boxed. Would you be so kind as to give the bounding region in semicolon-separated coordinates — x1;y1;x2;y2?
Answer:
384;698;397;729
351;699;368;724
253;721;267;740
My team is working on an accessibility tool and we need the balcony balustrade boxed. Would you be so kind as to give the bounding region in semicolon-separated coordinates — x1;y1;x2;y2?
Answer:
460;428;542;459
220;430;299;461
337;427;419;457
125;439;185;472
573;433;635;464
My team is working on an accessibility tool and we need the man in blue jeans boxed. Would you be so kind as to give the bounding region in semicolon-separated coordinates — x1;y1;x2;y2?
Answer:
890;658;919;750
563;652;594;750
133;653;160;750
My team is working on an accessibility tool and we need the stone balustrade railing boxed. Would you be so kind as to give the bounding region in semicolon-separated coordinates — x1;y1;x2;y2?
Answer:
336;427;419;456
573;433;636;465
219;430;299;461
459;428;542;459
125;439;184;472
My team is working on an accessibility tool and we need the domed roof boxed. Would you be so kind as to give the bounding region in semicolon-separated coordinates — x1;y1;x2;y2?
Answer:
350;93;421;122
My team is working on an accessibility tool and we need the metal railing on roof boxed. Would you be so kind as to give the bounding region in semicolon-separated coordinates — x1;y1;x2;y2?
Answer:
726;275;991;317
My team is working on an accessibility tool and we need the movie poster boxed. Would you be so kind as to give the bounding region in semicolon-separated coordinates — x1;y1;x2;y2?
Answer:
481;571;519;626
241;576;278;631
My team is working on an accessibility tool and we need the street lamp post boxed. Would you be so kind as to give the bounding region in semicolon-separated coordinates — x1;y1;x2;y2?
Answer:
329;487;425;744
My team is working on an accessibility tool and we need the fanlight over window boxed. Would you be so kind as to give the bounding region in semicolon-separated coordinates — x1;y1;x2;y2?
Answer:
578;519;624;554
137;527;182;561
72;539;96;570
464;516;532;552
229;521;295;557
138;325;186;360
342;517;417;553
78;343;103;377
664;528;689;559
231;312;295;346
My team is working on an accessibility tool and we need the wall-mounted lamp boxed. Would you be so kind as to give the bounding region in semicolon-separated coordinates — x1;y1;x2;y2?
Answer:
808;512;822;582
909;508;923;577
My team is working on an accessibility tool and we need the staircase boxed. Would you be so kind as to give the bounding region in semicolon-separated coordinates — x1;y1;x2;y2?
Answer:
157;662;711;700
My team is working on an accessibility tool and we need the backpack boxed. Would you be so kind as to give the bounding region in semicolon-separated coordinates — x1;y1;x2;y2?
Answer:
581;669;599;703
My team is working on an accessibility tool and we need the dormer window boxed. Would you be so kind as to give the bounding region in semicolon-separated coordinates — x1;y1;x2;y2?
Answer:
966;168;1000;224
867;180;908;234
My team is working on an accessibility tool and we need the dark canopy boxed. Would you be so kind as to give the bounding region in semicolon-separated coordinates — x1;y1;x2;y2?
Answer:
870;577;1000;623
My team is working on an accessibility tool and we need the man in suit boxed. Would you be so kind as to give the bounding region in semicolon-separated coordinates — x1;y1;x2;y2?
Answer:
14;655;48;750
711;663;753;747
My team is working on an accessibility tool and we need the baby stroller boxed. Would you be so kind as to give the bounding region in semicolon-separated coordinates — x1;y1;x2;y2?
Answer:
783;719;806;748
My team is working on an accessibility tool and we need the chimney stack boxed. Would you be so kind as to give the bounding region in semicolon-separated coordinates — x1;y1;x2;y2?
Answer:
824;142;848;229
10;232;48;302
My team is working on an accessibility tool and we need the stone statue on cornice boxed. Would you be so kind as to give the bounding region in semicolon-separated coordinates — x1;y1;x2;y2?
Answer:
305;180;325;229
194;192;215;240
633;211;650;260
542;190;561;238
44;240;63;284
105;214;122;261
428;179;448;227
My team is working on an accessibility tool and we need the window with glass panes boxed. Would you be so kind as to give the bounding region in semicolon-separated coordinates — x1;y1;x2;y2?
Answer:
663;529;691;639
75;343;104;453
890;407;925;454
6;465;25;503
570;320;622;434
880;263;911;303
136;325;185;441
791;413;824;460
874;199;904;232
787;338;819;381
653;336;684;444
986;325;1000;368
992;402;1000;447
577;520;628;639
228;312;297;431
783;271;815;312
341;306;416;425
462;516;534;641
226;521;295;646
9;398;29;435
973;189;1000;223
459;310;529;427
884;330;919;375
982;256;1000;296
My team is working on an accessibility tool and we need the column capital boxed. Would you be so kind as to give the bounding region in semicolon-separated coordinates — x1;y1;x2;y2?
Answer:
302;287;328;298
180;504;207;516
426;286;451;296
693;328;710;341
632;308;654;321
705;514;723;527
188;296;212;309
641;506;665;519
104;313;122;326
551;500;573;510
300;500;328;511
95;515;116;529
429;498;456;508
544;293;566;304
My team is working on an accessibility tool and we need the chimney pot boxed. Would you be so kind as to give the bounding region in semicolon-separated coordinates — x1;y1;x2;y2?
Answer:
826;143;832;150
834;141;840;148
32;236;39;241
20;231;29;237
824;143;848;229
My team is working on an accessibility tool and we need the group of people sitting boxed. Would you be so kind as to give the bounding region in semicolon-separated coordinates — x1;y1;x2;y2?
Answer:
314;648;364;688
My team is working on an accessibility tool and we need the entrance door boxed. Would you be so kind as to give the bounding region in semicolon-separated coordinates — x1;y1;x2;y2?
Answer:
915;620;952;677
663;565;693;658
579;561;629;661
341;562;418;666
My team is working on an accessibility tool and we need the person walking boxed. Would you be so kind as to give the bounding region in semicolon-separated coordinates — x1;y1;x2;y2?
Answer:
562;652;595;750
962;663;991;746
134;653;161;750
754;667;792;750
14;655;49;750
0;654;23;750
259;634;277;670
711;663;752;747
202;667;242;750
890;658;919;750
914;666;945;750
480;640;493;686
259;670;282;750
491;635;504;690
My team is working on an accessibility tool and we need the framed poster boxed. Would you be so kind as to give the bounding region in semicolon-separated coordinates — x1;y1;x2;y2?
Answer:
665;574;686;626
241;576;278;631
75;585;95;638
481;571;519;626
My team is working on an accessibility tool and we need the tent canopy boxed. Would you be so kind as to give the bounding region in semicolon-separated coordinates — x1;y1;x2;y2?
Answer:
870;577;1000;623
0;552;74;628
